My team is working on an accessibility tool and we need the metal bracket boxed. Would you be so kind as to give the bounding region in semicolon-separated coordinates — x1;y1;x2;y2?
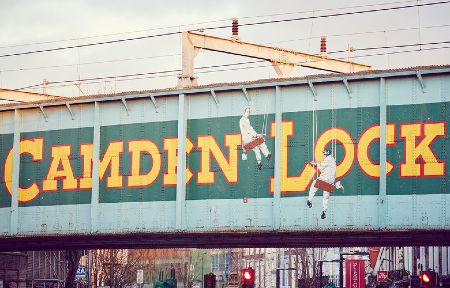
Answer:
308;80;317;101
343;78;352;98
121;97;130;115
38;105;48;122
242;87;251;104
65;103;75;120
210;89;219;105
416;71;426;92
150;95;159;113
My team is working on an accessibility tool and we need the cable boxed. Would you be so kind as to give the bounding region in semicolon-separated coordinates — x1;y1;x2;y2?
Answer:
27;42;450;92
267;24;450;45
0;0;426;50
202;0;450;30
329;40;450;54
17;60;265;90
1;0;448;59
4;23;449;74
0;31;180;58
0;53;180;73
16;40;449;91
20;43;450;93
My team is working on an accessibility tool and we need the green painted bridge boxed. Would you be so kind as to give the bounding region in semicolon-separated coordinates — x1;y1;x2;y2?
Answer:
0;65;449;250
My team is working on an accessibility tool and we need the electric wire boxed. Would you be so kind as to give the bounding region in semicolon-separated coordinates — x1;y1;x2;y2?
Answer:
0;0;448;59
0;0;430;50
2;22;448;74
17;41;450;91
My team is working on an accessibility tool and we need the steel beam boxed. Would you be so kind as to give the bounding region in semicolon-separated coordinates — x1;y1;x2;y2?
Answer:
10;109;20;235
121;97;130;115
210;89;219;105
378;78;387;228
91;102;101;232
150;94;159;113
65;103;75;120
343;78;352;98
38;105;48;122
176;94;187;230
241;88;251;104
0;89;63;102
273;86;282;229
416;71;426;92
308;80;317;100
178;31;371;86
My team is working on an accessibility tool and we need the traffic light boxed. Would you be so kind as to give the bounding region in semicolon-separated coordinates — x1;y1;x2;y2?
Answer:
204;273;216;288
419;270;437;287
241;268;255;288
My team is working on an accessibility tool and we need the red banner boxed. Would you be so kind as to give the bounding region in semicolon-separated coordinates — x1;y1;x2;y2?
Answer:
345;259;365;288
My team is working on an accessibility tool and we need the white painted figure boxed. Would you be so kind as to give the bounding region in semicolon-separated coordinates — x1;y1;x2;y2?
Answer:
307;149;337;219
239;107;271;170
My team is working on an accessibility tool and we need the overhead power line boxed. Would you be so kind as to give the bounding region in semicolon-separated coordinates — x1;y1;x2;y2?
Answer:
1;0;449;59
21;43;450;93
3;23;449;74
0;0;427;50
17;40;450;91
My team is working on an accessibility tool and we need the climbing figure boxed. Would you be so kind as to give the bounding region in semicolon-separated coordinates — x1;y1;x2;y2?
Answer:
306;149;343;219
239;107;271;170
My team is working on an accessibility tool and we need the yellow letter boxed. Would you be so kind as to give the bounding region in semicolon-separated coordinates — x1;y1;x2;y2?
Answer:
270;121;316;193
4;138;44;202
42;145;78;191
99;141;124;188
79;144;93;189
314;128;355;178
162;137;194;186
400;122;445;177
197;134;242;184
357;124;395;178
128;140;162;187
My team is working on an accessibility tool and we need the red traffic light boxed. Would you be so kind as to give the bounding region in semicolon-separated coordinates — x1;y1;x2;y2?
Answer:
419;270;436;287
241;268;254;283
420;273;431;283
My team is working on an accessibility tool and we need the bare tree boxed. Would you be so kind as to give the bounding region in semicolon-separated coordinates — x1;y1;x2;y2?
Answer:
90;250;143;288
64;250;82;288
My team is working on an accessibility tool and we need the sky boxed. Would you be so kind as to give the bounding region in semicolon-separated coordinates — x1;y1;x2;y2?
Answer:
0;0;449;97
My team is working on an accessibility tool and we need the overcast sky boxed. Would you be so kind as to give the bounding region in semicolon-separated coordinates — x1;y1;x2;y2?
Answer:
0;0;449;96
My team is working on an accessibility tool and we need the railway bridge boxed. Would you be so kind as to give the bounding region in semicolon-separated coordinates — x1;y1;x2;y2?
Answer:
0;65;449;250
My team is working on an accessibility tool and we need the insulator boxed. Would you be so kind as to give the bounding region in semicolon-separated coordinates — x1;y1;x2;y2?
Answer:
320;36;327;53
232;18;239;37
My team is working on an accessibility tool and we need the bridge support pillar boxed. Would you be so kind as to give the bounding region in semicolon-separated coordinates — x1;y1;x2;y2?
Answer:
91;102;101;232
10;109;21;235
378;78;387;228
176;94;187;230
273;86;282;229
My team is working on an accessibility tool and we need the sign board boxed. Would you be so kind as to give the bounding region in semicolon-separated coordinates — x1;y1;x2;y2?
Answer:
345;259;365;288
377;270;388;282
76;266;86;278
137;269;144;284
